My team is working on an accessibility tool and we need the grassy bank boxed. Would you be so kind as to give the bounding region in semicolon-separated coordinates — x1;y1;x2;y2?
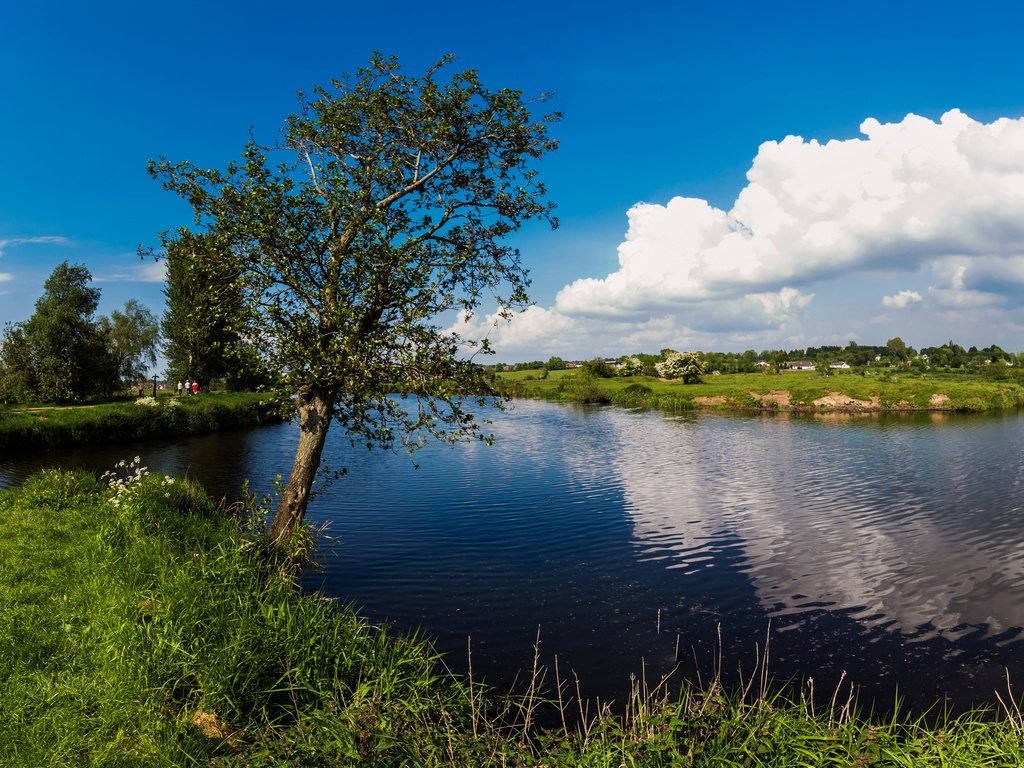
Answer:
501;369;1024;413
4;468;1024;765
0;392;282;450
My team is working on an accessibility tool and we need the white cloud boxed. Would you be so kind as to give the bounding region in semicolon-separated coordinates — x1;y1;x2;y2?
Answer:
0;236;69;258
881;290;923;309
96;260;168;283
0;272;12;283
137;260;168;283
484;109;1024;358
449;305;578;357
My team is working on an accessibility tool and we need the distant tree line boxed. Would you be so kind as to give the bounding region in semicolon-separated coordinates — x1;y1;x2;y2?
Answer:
0;247;274;405
0;262;159;404
492;337;1023;380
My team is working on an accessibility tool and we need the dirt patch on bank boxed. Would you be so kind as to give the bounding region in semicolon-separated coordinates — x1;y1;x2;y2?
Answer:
683;388;951;413
751;390;792;408
694;395;728;406
812;392;880;410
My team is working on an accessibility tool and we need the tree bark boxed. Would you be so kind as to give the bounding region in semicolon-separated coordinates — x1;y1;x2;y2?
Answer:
268;387;334;544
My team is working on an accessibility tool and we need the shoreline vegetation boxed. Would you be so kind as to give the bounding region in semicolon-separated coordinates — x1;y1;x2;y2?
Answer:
499;368;1024;414
5;468;1024;766
0;392;283;451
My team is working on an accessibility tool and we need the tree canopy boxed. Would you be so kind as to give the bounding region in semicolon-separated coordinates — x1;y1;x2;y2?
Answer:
149;53;558;543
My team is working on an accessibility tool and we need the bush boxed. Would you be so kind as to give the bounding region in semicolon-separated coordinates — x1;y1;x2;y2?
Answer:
580;359;615;378
559;372;611;403
610;383;652;405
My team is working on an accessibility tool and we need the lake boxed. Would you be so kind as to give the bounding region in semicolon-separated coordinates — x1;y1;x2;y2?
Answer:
4;399;1024;714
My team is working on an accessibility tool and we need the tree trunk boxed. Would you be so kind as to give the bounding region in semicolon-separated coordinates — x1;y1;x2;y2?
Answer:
268;387;334;544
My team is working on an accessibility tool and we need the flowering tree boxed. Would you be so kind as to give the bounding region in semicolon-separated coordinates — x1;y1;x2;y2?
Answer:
655;351;707;383
618;356;644;376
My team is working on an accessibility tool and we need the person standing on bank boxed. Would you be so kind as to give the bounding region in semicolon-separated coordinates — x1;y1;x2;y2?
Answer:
184;378;191;396
177;381;183;397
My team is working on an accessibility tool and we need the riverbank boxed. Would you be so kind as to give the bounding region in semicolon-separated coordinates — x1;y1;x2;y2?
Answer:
501;369;1024;413
0;392;283;450
3;468;1024;766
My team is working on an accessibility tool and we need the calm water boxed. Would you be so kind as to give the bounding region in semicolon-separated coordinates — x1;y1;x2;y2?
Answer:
5;400;1024;714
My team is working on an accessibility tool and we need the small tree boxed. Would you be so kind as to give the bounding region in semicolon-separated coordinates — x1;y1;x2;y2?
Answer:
150;53;558;544
100;299;160;388
886;336;909;361
815;360;834;377
655;351;707;383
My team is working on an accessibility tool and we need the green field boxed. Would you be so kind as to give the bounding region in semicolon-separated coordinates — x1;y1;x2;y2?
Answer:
500;369;1024;413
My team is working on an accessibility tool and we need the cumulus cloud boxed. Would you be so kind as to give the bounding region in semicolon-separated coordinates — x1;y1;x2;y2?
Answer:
560;110;1024;311
0;273;12;283
476;109;1024;357
882;290;923;309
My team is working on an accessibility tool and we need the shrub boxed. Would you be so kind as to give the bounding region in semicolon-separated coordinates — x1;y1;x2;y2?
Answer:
559;372;611;403
580;359;615;378
613;383;654;406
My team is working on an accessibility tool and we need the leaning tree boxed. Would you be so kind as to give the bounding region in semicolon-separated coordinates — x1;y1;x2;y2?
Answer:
150;53;558;543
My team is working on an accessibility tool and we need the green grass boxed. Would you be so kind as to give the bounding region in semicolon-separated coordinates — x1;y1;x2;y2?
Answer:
0;392;283;450
498;368;574;383
4;467;1024;765
501;369;1024;413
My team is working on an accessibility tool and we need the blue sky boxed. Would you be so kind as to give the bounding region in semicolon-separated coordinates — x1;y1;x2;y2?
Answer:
4;1;1024;365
